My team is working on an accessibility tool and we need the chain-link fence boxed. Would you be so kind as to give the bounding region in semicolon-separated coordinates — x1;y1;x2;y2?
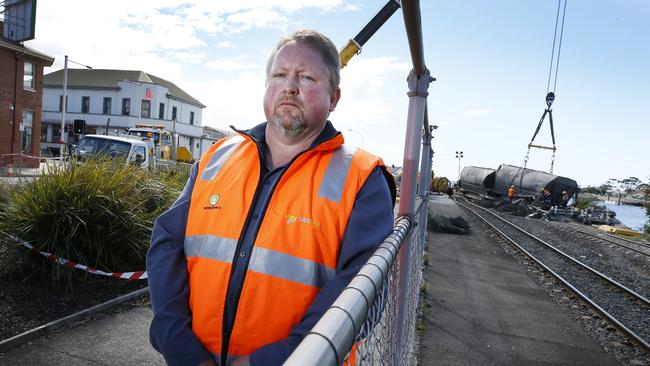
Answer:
286;197;428;365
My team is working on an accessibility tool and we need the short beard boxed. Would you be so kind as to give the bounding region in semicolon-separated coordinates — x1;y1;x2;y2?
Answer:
271;113;306;137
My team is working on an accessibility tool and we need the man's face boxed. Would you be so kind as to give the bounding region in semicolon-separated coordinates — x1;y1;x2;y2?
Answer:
264;41;340;138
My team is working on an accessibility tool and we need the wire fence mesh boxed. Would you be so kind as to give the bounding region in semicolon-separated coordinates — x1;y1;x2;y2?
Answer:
351;198;426;365
286;197;428;365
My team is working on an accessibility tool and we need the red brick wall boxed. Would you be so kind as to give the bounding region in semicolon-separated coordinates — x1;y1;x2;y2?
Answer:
0;47;47;169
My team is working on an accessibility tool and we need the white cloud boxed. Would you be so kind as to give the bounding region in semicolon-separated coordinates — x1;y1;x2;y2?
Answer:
226;9;289;32
459;109;492;118
217;41;235;48
172;52;207;64
184;71;267;128
205;57;261;71
28;0;350;73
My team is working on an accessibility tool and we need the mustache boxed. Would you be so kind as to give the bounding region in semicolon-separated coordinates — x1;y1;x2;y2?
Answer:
275;97;301;108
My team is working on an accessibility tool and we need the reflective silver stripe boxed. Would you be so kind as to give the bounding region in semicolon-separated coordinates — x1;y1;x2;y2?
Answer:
185;235;238;263
249;246;336;288
318;145;356;203
200;136;245;181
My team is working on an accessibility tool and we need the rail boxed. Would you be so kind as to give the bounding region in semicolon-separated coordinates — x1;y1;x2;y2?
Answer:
575;229;650;256
456;197;650;351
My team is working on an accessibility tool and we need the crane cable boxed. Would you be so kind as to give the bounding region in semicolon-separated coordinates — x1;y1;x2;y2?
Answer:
547;0;567;95
522;0;567;178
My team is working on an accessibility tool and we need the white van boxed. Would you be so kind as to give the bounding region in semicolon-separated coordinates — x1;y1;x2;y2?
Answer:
73;135;154;169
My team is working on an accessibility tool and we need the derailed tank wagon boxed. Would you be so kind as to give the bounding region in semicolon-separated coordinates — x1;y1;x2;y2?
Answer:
458;166;496;197
459;164;579;206
492;164;579;205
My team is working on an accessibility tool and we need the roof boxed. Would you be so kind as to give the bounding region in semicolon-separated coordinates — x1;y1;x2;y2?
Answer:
43;69;205;108
0;38;54;65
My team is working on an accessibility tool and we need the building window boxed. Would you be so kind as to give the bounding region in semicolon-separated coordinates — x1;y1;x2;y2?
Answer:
40;124;48;142
82;96;90;113
141;100;151;118
103;97;112;115
159;103;165;119
172;106;177;121
23;62;35;89
190;111;195;125
21;110;34;154
59;95;68;112
122;98;131;115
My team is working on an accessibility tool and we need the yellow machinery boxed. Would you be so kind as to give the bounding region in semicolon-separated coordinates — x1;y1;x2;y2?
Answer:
597;225;642;237
431;177;450;193
128;124;194;163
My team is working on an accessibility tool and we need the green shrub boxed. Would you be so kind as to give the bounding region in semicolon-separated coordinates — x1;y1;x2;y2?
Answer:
0;182;9;214
0;159;184;289
574;197;596;210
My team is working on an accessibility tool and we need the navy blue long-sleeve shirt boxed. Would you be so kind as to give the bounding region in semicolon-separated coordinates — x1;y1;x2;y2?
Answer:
147;122;394;366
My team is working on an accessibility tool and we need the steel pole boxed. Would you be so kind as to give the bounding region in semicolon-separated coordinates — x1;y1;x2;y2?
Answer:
395;68;431;365
418;122;433;247
171;118;177;161
60;55;68;158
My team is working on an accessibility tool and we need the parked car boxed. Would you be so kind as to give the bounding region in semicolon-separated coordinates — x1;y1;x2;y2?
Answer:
73;135;154;169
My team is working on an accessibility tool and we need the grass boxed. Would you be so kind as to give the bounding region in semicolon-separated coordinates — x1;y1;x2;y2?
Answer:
0;181;9;215
574;197;597;210
0;159;189;290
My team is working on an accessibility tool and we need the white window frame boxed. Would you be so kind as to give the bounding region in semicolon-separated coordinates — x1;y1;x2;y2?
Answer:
23;62;35;90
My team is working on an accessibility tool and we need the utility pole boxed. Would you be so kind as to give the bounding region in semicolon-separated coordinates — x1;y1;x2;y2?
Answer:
60;55;68;158
59;55;92;158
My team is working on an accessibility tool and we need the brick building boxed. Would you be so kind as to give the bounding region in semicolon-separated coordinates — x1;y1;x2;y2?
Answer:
0;22;54;171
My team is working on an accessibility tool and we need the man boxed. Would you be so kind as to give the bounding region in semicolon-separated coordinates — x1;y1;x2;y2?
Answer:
561;190;570;207
542;188;552;206
147;30;396;366
507;184;516;203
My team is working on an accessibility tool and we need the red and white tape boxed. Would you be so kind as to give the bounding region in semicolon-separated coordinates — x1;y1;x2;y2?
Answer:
3;232;147;280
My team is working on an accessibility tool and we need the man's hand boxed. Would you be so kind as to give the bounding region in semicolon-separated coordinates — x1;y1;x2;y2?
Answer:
231;355;251;366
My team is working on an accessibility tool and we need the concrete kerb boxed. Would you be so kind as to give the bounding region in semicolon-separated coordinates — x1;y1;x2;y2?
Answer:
0;287;150;354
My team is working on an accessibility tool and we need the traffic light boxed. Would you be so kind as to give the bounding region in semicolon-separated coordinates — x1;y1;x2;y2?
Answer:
73;119;86;135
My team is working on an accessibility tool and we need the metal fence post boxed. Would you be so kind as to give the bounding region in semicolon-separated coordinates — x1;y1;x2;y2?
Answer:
417;124;433;249
395;67;431;364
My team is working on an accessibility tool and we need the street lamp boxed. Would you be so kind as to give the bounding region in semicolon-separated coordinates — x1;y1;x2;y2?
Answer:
347;128;364;149
60;55;92;158
455;150;463;182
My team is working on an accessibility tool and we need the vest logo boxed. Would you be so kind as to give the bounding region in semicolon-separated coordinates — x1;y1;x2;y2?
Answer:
287;214;320;228
204;194;222;210
209;194;220;206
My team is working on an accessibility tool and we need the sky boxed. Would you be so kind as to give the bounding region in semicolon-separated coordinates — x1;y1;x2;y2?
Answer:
21;0;650;187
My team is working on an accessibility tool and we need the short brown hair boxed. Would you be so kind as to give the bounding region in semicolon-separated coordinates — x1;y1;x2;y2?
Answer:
266;29;340;90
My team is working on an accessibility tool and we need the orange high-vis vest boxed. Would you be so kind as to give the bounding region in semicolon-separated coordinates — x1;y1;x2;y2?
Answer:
184;131;389;359
508;186;515;198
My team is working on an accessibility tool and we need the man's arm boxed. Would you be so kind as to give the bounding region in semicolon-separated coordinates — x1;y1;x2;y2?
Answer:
248;167;395;365
147;162;214;366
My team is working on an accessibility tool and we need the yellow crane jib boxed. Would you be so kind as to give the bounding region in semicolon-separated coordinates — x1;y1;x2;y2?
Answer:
337;0;401;68
339;39;362;69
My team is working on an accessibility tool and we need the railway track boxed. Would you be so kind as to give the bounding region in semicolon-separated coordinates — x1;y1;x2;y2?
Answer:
573;228;650;257
455;197;650;352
